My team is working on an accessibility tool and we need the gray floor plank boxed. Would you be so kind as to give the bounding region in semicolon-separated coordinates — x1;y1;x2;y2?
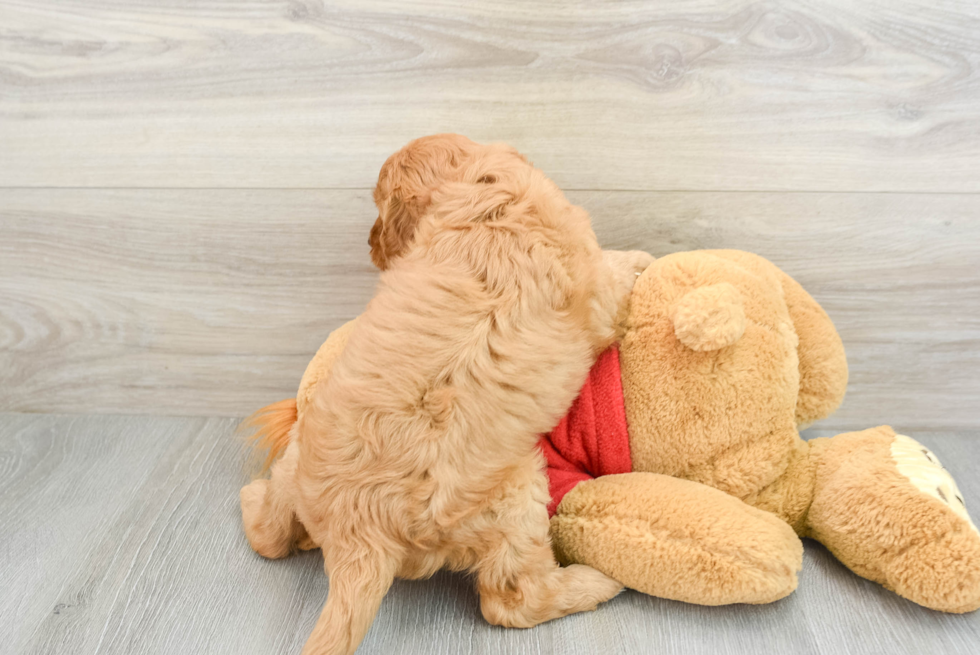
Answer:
1;414;978;654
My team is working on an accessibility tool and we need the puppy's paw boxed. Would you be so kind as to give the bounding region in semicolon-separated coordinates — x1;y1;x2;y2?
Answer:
624;250;656;276
605;249;654;275
240;480;290;559
603;250;654;294
561;563;625;609
601;250;655;328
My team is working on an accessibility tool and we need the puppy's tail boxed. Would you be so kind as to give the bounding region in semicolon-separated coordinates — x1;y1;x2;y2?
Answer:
240;398;298;475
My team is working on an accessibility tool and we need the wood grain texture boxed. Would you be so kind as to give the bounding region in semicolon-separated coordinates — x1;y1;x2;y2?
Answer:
2;0;980;191
2;189;978;429
1;414;978;654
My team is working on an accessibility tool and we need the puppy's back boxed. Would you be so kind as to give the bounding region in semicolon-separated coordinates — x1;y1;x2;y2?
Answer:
299;158;604;535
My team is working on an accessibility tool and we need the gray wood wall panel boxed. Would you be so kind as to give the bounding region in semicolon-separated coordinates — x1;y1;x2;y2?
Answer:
2;414;978;654
2;189;978;429
2;1;979;191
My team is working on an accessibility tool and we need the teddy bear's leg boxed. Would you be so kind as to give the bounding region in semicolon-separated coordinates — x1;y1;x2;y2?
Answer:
551;473;803;605
802;426;980;613
743;437;818;534
240;440;315;558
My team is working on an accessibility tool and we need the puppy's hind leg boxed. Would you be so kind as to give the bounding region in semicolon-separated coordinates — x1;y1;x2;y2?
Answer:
302;544;399;655
473;471;623;628
240;440;312;558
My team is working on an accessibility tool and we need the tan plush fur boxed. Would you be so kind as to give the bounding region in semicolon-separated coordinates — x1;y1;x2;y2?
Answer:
240;136;654;655
551;473;803;605
671;282;745;352
621;250;805;500
804;426;980;613
553;249;980;613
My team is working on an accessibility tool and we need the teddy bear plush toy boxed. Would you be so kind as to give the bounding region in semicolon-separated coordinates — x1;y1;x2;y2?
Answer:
267;248;980;614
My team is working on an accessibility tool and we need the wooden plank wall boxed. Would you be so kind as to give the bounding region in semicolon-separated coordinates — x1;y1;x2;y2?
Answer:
1;1;979;429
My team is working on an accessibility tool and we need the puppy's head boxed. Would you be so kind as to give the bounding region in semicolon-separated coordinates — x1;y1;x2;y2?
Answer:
369;133;479;270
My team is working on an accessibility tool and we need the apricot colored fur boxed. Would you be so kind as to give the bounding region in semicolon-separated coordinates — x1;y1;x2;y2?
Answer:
240;136;652;655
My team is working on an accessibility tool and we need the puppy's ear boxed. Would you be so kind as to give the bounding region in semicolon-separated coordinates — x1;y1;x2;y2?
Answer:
369;195;419;270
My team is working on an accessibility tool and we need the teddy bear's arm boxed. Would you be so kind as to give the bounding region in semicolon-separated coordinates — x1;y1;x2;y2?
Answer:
550;472;803;605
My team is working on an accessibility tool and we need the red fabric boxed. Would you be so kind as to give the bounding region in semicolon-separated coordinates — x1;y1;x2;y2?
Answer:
538;345;632;516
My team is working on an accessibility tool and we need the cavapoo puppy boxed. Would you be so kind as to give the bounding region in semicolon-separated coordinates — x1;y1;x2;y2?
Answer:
241;135;653;655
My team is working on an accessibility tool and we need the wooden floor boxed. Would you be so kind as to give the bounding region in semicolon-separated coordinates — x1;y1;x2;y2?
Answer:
1;413;978;655
2;1;980;653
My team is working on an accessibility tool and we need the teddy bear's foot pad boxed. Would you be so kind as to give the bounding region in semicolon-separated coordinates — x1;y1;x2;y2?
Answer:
806;426;980;613
550;472;803;605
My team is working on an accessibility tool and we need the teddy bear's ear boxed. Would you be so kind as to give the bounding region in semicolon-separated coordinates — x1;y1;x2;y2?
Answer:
369;195;421;270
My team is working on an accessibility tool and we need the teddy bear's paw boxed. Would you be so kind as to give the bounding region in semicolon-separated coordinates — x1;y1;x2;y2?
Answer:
672;283;746;351
887;535;980;613
891;434;978;535
884;434;980;613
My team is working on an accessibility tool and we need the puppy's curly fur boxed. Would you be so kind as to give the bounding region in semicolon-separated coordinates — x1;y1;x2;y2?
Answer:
241;135;651;655
369;133;481;270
